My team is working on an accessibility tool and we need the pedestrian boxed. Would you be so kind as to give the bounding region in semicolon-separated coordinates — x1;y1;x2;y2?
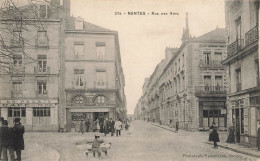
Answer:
114;119;122;137
103;118;109;136
175;121;179;132
13;118;25;161
85;119;90;132
108;118;115;136
1;120;15;161
211;128;220;149
226;125;235;143
169;120;174;129
0;117;4;160
96;119;100;133
92;135;103;157
93;120;97;132
99;119;104;133
79;120;84;134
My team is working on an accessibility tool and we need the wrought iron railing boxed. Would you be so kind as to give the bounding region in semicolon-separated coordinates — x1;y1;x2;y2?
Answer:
227;39;244;57
34;66;50;74
199;60;224;68
245;25;258;46
195;86;226;95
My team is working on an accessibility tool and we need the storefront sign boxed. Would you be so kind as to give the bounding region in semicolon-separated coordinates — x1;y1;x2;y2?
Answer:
72;113;86;121
0;99;58;104
70;108;109;113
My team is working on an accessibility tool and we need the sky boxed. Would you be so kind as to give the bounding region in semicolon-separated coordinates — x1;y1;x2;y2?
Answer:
3;0;225;114
70;0;226;114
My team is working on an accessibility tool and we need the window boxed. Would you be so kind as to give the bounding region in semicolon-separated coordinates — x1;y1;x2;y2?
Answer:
74;69;84;87
37;55;47;72
38;5;47;18
255;59;259;85
97;96;106;103
215;76;223;91
204;76;211;91
74;44;84;55
214;52;222;61
96;45;105;60
37;81;47;95
12;82;22;90
75;19;83;30
236;68;241;91
13;54;22;66
96;70;106;88
8;107;26;117
37;31;48;47
203;51;211;65
11;31;22;46
33;107;50;117
74;96;84;104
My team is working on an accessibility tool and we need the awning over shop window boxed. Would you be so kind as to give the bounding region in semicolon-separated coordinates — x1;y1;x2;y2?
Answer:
70;108;109;113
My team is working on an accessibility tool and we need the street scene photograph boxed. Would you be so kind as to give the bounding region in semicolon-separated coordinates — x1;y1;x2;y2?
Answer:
0;0;259;160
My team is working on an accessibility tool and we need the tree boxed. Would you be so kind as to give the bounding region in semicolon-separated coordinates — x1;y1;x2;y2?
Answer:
0;0;66;76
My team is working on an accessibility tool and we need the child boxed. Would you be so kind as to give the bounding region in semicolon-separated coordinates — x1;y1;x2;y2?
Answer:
92;135;103;157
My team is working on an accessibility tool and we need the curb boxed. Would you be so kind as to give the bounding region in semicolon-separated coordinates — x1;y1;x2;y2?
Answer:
205;142;260;158
149;122;259;158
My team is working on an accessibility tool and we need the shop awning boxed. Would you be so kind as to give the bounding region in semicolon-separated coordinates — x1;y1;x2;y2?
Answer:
70;108;109;113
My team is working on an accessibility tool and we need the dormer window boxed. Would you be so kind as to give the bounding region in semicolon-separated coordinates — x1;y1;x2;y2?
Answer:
75;18;84;30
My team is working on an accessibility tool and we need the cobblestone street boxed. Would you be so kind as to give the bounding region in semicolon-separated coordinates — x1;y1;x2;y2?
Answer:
23;121;257;161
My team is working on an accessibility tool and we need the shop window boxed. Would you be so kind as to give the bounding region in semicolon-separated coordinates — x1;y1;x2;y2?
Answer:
203;110;208;117
33;107;50;117
8;107;26;117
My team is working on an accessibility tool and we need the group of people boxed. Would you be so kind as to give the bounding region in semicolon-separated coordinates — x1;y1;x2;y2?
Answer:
0;117;25;161
77;118;129;137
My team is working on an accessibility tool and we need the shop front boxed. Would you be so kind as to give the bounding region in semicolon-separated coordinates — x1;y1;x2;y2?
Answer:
0;99;59;132
65;107;115;132
199;100;227;131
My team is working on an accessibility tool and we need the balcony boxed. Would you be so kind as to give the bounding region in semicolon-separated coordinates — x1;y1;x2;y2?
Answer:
245;25;258;47
11;90;23;98
94;81;108;89
195;86;226;96
227;39;244;57
72;81;87;90
36;90;48;98
199;60;224;68
34;66;50;75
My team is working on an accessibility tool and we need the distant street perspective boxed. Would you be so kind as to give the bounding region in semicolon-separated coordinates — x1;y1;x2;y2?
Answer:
23;120;257;161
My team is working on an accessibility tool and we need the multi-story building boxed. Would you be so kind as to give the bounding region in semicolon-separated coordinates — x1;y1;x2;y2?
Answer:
222;0;259;147
137;14;227;131
61;16;126;131
0;0;69;131
0;0;126;132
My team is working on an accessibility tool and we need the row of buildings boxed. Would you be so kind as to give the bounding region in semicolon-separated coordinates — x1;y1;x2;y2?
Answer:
0;0;126;132
134;0;259;148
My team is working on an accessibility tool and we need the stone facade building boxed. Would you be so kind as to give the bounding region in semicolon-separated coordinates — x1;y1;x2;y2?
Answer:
222;0;259;147
136;14;227;131
0;0;126;131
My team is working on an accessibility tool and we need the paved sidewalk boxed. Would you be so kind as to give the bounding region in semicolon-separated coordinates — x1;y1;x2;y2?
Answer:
23;142;60;161
150;122;260;158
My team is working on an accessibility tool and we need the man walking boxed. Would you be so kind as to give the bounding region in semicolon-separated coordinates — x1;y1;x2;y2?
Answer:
114;119;122;137
103;118;108;136
13;118;25;161
0;117;4;160
1;120;15;161
108;118;115;136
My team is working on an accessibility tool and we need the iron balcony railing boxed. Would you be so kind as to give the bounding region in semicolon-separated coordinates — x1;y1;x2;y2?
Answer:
199;60;224;68
36;90;48;97
94;81;108;89
195;86;226;95
34;66;50;74
245;25;258;47
227;39;244;57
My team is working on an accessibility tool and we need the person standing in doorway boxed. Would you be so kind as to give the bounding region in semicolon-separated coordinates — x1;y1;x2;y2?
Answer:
79;120;84;134
13;118;25;161
96;119;100;133
103;118;109;136
85;119;90;132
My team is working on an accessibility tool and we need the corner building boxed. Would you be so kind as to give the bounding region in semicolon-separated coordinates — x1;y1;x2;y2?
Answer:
62;17;126;132
222;0;259;147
